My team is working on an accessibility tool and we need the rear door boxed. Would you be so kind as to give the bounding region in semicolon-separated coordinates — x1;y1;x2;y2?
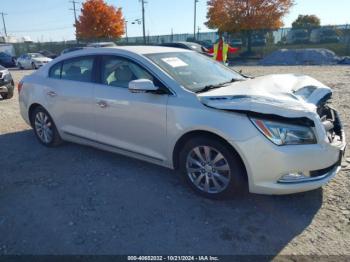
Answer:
93;55;169;162
45;56;97;140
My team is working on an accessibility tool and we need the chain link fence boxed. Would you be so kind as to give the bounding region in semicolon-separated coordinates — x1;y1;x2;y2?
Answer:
9;24;350;60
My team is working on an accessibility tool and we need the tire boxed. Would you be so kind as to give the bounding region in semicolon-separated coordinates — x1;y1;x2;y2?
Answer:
31;62;37;70
18;63;23;70
179;136;247;199
1;91;13;100
30;106;62;147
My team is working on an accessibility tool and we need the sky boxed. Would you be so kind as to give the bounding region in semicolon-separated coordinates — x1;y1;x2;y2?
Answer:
1;0;350;42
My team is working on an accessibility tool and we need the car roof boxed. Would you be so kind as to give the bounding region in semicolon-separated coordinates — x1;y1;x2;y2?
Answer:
109;45;192;54
60;45;192;57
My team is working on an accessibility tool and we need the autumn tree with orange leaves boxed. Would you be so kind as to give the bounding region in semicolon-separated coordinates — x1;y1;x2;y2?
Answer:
76;0;125;41
206;0;294;53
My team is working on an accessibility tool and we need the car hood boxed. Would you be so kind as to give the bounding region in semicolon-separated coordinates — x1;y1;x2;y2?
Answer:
197;74;332;119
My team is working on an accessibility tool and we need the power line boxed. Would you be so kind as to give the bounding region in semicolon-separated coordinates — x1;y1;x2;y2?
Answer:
0;12;7;36
9;26;72;33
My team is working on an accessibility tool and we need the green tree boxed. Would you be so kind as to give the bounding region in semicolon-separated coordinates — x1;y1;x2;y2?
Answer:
292;15;321;31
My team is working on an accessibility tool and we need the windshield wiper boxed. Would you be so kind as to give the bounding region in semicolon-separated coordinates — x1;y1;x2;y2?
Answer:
196;78;239;93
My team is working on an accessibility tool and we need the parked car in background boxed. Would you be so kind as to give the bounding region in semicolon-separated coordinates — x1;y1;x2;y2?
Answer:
310;28;340;43
196;40;213;49
87;42;117;48
16;53;52;70
160;42;210;56
18;46;346;198
38;50;58;59
0;44;16;57
0;52;16;67
251;34;267;46
0;65;14;99
61;47;87;55
230;39;243;48
286;29;309;44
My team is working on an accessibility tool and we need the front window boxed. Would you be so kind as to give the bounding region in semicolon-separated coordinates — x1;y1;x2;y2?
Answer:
145;52;245;93
100;56;155;88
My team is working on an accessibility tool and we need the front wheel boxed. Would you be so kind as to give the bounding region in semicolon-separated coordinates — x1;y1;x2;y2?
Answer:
31;106;62;147
31;62;37;70
179;136;247;199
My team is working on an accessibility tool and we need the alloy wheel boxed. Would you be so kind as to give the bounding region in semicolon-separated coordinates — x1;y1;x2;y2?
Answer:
186;145;231;194
34;111;53;144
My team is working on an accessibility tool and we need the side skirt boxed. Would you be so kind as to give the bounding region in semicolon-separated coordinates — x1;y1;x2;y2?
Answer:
62;131;172;169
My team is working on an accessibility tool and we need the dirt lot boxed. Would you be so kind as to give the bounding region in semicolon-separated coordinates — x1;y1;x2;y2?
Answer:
0;66;349;256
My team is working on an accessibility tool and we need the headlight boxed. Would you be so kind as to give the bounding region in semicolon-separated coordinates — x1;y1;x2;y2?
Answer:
250;117;316;145
0;69;10;80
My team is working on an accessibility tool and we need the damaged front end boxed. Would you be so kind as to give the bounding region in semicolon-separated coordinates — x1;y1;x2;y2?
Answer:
197;74;346;183
317;103;345;146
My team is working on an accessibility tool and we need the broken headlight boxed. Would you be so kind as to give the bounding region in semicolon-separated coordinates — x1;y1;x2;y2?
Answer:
250;118;317;145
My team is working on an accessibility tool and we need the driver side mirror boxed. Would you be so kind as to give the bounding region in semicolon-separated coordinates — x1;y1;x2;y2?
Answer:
128;79;159;93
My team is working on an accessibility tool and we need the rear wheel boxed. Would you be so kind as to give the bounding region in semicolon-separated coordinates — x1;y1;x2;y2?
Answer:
18;63;23;70
31;106;62;147
31;62;37;70
179;136;247;199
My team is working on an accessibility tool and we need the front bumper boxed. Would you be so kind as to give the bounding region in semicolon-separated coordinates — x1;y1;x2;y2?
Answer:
0;78;14;95
231;123;346;195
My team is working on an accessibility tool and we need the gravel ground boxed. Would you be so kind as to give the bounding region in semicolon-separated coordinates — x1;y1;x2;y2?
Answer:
0;66;349;256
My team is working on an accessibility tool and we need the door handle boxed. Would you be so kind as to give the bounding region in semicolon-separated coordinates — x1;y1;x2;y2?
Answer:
47;91;57;97
97;100;108;109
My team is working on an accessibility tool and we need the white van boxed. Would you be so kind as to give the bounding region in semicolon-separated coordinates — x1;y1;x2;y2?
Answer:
286;29;309;44
310;28;340;43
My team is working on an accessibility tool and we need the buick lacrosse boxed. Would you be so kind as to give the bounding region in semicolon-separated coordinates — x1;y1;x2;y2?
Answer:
19;46;346;198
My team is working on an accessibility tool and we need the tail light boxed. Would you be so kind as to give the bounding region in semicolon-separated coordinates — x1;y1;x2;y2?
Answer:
17;81;24;94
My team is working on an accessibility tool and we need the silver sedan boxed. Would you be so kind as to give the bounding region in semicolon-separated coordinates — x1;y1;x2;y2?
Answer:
18;46;346;198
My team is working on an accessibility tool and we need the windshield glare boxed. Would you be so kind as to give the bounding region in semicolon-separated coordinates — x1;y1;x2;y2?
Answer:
146;52;245;92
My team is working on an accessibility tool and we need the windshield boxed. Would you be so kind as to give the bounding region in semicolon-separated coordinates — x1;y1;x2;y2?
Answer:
146;52;245;92
30;53;45;58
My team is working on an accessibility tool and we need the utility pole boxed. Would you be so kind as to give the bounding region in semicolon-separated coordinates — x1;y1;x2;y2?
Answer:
194;0;198;40
70;1;79;24
141;0;147;44
69;0;79;43
0;12;7;37
125;20;128;43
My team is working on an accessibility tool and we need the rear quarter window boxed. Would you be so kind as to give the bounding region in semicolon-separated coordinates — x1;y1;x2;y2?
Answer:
49;62;62;79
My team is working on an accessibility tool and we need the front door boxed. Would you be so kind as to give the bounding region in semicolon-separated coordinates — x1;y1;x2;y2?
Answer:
93;55;169;162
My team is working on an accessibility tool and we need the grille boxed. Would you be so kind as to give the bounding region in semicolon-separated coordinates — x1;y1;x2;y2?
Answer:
318;105;343;143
